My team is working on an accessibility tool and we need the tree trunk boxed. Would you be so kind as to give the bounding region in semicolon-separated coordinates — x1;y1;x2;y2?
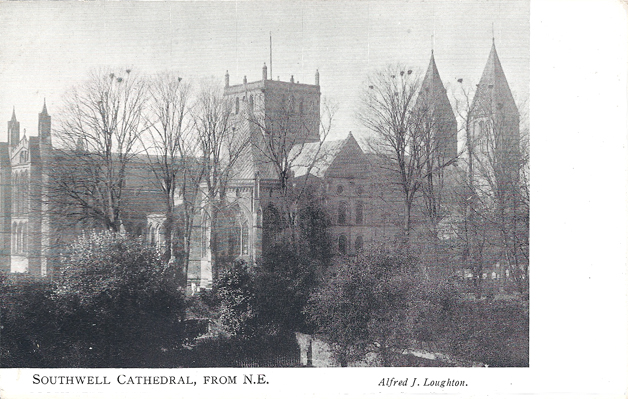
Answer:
403;200;412;237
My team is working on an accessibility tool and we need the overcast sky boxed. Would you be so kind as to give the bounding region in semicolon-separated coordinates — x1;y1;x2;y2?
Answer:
0;0;528;142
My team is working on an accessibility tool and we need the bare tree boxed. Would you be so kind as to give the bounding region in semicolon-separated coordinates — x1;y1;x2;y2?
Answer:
50;68;148;232
452;80;529;297
451;81;487;295
358;65;423;237
358;64;456;244
141;73;192;264
190;81;247;280
247;93;337;245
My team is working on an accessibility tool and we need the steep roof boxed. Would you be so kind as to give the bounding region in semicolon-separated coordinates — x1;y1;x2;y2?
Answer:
229;120;279;181
290;138;345;178
471;41;518;118
419;52;455;118
418;51;458;161
290;133;370;180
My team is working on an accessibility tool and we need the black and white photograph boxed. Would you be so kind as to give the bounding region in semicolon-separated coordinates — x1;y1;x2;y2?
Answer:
0;0;626;397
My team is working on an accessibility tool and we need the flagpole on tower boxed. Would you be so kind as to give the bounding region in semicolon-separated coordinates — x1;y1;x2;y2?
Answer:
270;32;273;80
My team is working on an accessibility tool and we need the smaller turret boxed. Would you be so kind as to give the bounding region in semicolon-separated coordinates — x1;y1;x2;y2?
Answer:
262;63;268;81
315;69;320;86
7;108;20;147
225;70;230;88
38;100;51;143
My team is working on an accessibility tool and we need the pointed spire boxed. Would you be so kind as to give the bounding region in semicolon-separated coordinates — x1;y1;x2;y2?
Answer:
471;41;518;118
39;98;52;142
418;52;457;161
11;107;16;121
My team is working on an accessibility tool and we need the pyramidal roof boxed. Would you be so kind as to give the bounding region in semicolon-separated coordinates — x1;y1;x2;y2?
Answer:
41;99;48;115
471;41;518;118
417;52;458;161
418;51;456;126
10;107;17;122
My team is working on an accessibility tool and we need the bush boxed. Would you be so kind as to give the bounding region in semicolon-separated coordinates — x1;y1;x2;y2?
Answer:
446;298;529;367
0;274;59;367
51;230;186;367
305;245;427;366
254;243;319;335
214;261;258;339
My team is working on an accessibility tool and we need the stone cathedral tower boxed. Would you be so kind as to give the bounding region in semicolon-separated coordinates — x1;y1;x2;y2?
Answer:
468;40;520;191
187;66;322;289
0;102;53;275
417;50;459;166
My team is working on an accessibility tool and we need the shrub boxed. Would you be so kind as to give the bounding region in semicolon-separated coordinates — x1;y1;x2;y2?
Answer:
446;298;529;367
254;243;319;335
305;245;426;366
214;261;258;339
0;274;59;367
52;230;186;367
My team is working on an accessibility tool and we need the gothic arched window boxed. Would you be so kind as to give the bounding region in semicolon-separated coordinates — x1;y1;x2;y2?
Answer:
201;216;209;258
19;172;24;215
11;223;16;253
338;201;347;225
15;173;20;215
241;220;249;255
21;171;28;215
355;235;364;252
262;203;281;254
355;201;364;225
229;223;241;256
338;234;347;255
21;222;26;253
16;224;21;254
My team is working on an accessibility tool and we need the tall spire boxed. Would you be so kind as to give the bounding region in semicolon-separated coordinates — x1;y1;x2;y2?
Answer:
8;107;19;147
418;52;457;161
39;99;52;142
471;41;518;119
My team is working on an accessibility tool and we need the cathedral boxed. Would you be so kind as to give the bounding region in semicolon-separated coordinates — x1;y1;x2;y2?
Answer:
0;41;521;291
